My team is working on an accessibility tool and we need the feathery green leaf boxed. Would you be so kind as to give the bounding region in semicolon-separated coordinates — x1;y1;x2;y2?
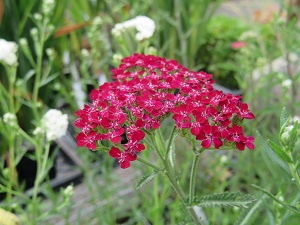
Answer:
136;170;160;190
194;192;256;209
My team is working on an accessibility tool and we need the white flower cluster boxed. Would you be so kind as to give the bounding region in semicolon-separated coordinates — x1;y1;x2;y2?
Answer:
41;109;68;141
0;39;18;66
112;16;156;41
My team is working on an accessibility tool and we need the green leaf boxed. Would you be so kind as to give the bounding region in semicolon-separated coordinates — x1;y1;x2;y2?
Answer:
234;196;265;225
24;69;36;82
280;107;288;129
135;170;160;190
268;140;293;163
252;184;300;215
39;73;60;87
194;192;256;208
256;131;291;178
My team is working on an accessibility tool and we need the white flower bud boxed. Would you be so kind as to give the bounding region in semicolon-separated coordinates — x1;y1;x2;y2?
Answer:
46;48;54;57
112;53;123;65
3;113;18;127
81;49;89;57
33;13;42;21
63;185;74;198
282;79;292;88
220;155;228;163
30;28;39;41
93;17;102;26
19;38;28;46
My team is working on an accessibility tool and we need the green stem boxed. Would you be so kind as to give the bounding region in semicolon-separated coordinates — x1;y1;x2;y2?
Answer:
32;22;46;120
287;151;300;192
189;153;201;205
6;138;15;203
163;154;204;225
7;66;17;113
165;125;177;159
31;141;51;224
137;156;163;171
147;130;204;224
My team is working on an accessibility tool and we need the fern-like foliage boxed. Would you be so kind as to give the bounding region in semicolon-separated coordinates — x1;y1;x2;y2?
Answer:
135;170;160;190
194;192;256;209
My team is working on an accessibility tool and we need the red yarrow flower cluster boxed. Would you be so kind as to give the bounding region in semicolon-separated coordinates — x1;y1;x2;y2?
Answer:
74;53;255;169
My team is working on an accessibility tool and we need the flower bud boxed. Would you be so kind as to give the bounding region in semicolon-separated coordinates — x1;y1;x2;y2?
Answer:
19;38;28;47
112;53;123;65
30;28;39;42
81;49;89;58
46;48;55;61
280;125;293;144
3;113;18;127
63;185;74;198
93;17;102;26
47;24;55;34
33;13;42;21
145;46;157;55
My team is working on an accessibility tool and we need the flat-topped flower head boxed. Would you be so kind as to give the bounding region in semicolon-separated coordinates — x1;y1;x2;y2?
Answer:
42;109;68;141
74;53;255;168
0;39;18;66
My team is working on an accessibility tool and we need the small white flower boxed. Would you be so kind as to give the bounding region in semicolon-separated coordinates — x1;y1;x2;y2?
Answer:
220;155;228;163
282;79;292;88
112;15;156;41
41;109;68;141
0;39;18;66
81;48;89;57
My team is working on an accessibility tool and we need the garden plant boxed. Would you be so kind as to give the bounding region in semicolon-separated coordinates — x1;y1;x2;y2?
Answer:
0;0;300;224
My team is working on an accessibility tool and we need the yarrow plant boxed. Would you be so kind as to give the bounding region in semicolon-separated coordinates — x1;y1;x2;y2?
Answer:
74;53;256;223
75;53;254;168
